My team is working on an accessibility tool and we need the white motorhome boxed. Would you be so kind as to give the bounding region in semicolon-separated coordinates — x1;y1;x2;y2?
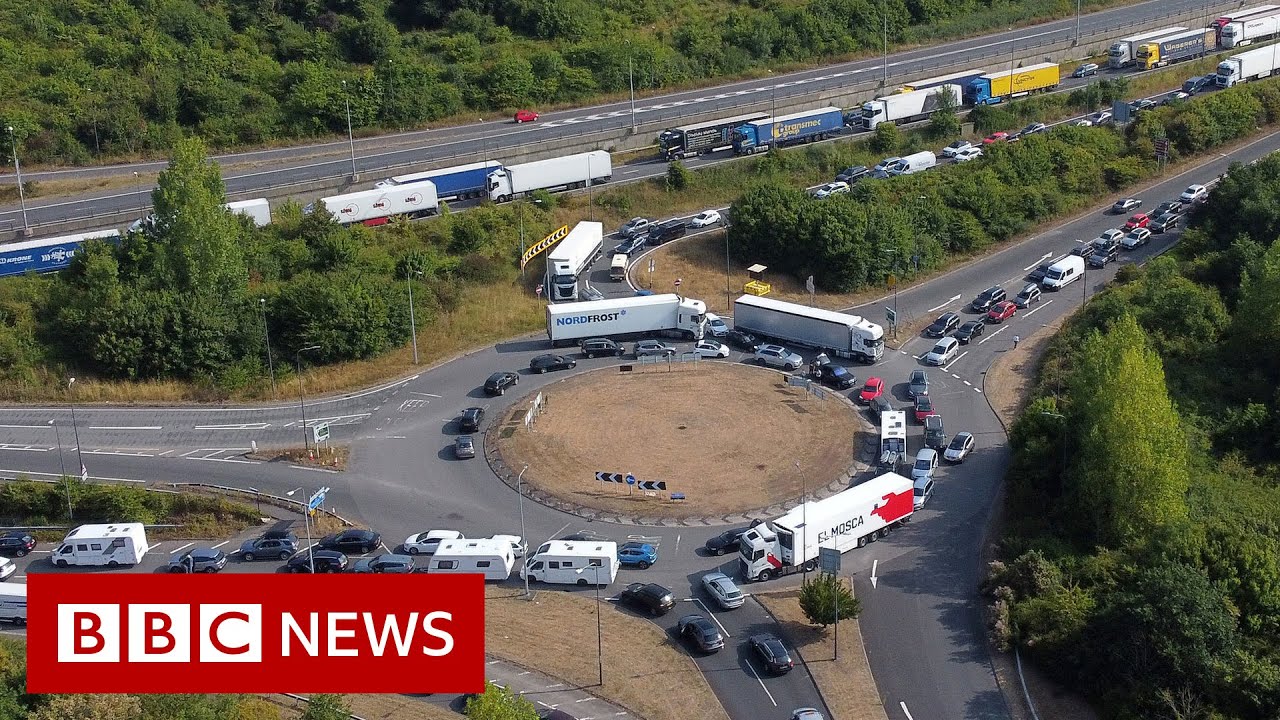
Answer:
610;254;629;282
1041;255;1084;290
879;410;908;472
520;540;620;586
547;221;604;302
0;583;25;625
428;539;515;581
53;523;149;567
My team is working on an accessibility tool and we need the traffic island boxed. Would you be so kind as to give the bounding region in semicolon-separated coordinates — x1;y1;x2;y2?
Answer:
246;444;349;470
489;362;867;522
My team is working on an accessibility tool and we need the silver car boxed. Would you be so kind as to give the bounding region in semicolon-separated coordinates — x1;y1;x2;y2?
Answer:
635;340;675;357
455;435;476;459
702;571;746;609
754;344;803;370
169;547;228;573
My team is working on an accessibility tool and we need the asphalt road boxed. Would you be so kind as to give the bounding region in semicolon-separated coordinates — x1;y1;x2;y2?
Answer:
2;129;1277;719
0;0;1235;234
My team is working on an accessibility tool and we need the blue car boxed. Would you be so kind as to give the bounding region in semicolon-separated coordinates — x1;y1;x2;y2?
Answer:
618;542;658;569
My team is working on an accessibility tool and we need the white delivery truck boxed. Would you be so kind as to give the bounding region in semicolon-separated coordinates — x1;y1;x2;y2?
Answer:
520;540;620;586
739;473;915;582
52;523;150;567
733;294;884;363
1107;26;1187;68
546;293;707;346
886;151;937;176
225;198;272;227
427;539;516;580
307;183;440;225
1041;255;1084;290
487;150;612;203
1216;44;1280;86
547;221;604;302
861;84;962;130
0;583;25;625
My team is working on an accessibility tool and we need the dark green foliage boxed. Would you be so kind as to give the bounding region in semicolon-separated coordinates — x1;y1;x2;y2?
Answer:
798;572;861;626
869;123;900;154
0;479;259;528
666;161;691;192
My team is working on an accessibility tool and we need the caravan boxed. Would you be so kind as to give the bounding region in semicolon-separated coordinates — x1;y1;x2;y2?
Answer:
0;583;25;625
428;539;516;580
520;540;620;586
53;523;149;567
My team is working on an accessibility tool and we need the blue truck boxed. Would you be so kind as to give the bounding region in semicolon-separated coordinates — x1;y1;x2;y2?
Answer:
731;107;845;155
374;160;503;201
0;230;122;278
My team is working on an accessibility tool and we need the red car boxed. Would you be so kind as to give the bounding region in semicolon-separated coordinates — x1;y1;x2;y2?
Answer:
987;300;1017;323
514;110;540;123
859;377;885;403
914;395;937;423
1124;213;1150;230
982;131;1009;145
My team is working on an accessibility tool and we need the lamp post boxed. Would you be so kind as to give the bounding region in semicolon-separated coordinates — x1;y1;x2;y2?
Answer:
518;201;527;279
882;0;889;86
286;487;317;574
260;298;276;399
296;345;321;452
627;43;638;132
67;378;86;482
49;420;72;518
88;87;100;157
519;464;530;598
407;269;422;364
6;126;29;236
796;461;809;582
1009;31;1016;82
343;80;358;181
133;171;143;220
1074;0;1082;46
724;221;732;313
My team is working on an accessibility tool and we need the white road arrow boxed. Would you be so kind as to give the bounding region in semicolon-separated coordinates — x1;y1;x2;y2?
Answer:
1023;252;1053;272
870;559;879;589
926;295;962;313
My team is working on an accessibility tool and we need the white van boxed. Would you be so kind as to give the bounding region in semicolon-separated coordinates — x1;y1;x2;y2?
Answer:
429;539;515;580
890;151;937;176
0;583;25;625
609;254;628;282
520;540;619;586
53;523;149;567
1041;255;1084;290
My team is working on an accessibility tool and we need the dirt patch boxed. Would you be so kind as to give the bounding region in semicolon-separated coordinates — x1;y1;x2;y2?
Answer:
756;589;889;720
485;585;729;720
247;444;350;471
982;316;1063;430
496;362;862;518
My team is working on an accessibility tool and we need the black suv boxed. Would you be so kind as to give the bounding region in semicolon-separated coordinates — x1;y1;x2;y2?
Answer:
286;549;348;573
350;553;415;573
812;363;856;390
0;530;36;557
318;528;381;554
483;371;519;396
723;329;758;351
971;286;1006;312
1087;240;1120;268
613;235;647;256
954;320;985;344
749;633;794;675
580;338;623;358
1151;212;1182;233
619;582;675;616
458;407;485;432
925;312;960;338
836;165;869;184
647;220;687;245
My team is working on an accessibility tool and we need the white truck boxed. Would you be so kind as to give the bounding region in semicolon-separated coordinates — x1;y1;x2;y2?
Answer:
547;221;604;302
546;293;707;346
1222;12;1280;47
861;84;962;130
886;150;937;176
1216;44;1280;86
427;539;516;580
307;183;439;225
487;150;612;203
738;473;915;582
225;198;272;227
733;294;884;363
0;583;25;625
520;540;620;586
1107;26;1187;68
52;523;149;567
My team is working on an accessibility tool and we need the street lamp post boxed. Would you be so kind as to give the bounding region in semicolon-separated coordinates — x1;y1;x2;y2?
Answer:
724;222;732;313
1075;0;1082;45
593;566;604;686
407;269;422;364
133;171;143;220
286;487;317;574
882;0;889;86
260;298;276;399
628;46;638;132
343;80;358;181
296;345;321;452
796;461;809;582
67;378;86;482
519;464;530;598
6;126;29;236
49;420;72;518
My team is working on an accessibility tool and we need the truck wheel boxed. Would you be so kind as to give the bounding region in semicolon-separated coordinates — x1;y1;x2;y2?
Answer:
108;560;119;567
868;532;878;543
878;528;891;539
856;535;868;548
56;559;68;567
577;578;588;586
756;569;773;582
803;559;818;572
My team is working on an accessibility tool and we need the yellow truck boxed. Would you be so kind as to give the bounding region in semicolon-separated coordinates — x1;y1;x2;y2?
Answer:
1135;28;1215;70
963;62;1060;105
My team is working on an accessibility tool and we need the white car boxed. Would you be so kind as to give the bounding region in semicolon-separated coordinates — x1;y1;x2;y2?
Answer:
923;337;960;366
490;534;526;558
911;448;939;482
692;339;731;358
755;344;804;370
705;312;729;337
0;556;14;581
402;530;463;555
943;432;976;462
1180;184;1208;203
1073;118;1094;127
1121;227;1152;249
942;140;973;158
952;146;983;162
702;571;745;609
1088;110;1113;125
1096;228;1125;244
812;181;850;199
689;210;722;228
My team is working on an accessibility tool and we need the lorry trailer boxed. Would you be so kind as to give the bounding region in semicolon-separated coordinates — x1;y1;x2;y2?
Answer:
738;473;915;581
225;198;272;226
1221;11;1280;47
375;160;502;200
731;106;845;155
0;230;121;278
659;112;770;159
1135;28;1215;69
1107;26;1188;68
860;85;962;130
733;294;884;362
546;293;707;345
897;68;992;93
0;583;25;625
546;221;604;302
1216;44;1280;86
1210;5;1279;43
307;184;439;225
964;63;1059;105
487;150;611;203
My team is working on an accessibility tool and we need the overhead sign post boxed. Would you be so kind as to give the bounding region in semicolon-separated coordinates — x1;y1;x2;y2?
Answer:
520;225;570;270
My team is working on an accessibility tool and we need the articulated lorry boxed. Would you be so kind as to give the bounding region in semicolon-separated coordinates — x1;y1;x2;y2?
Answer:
1135;28;1216;69
0;230;121;278
1107;26;1188;68
964;63;1059;105
307;184;439;226
733;294;884;362
1222;11;1280;47
738;473;915;582
225;198;272;226
1211;5;1279;44
897;68;991;93
375;160;502;200
546;293;707;345
731;106;844;155
546;221;604;302
658;112;770;159
487;150;611;203
1216;44;1280;86
860;84;962;130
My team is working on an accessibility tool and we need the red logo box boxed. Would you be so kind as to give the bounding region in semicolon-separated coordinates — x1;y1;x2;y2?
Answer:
26;573;485;694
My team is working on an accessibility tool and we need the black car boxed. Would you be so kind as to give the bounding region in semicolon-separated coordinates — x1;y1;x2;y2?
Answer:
1088;241;1119;267
530;354;577;373
1070;242;1096;257
1027;259;1056;282
925;312;961;338
647;220;687;245
619;582;675;616
971;286;1006;312
483;371;519;396
868;394;893;421
613;236;647;256
748;633;794;675
318;528;381;554
954;320;985;344
0;531;35;557
1151;212;1182;233
1154;200;1183;216
677;614;724;653
239;535;298;561
836;165;869;184
286;549;348;573
458;407;485;433
580;337;623;358
812;363;856;390
723;329;758;351
704;528;748;556
1183;75;1213;94
1130;98;1158;113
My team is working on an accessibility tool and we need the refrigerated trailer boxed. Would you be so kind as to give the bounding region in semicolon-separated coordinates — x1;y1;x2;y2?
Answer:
307;184;439;225
0;230;121;278
731;106;845;154
487;151;611;202
1216;44;1280;86
964;63;1059;105
225;198;272;226
0;583;25;625
375;160;503;200
546;221;604;302
546;293;706;345
739;473;915;582
658;112;770;159
1221;12;1280;47
1211;5;1280;44
860;85;962;130
1107;26;1188;68
897;68;992;93
1135;28;1215;69
733;295;884;362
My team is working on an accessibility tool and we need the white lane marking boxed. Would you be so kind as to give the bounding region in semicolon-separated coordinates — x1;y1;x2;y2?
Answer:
0;445;49;452
1023;298;1055;317
410;392;441;397
745;658;778;706
158;449;175;456
963;380;972;386
674;534;681;555
0;424;57;429
290;465;338;474
901;701;916;720
942;351;968;372
691;598;730;637
211;541;229;549
89;425;161;430
926;294;962;313
977;326;1007;345
189;456;259;465
576;698;595;703
975;387;984;393
1022;252;1053;272
194;423;271;430
0;467;144;483
170;543;194;554
83;449;154;457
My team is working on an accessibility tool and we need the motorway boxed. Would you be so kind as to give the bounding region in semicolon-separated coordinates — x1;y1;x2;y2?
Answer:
0;0;1236;234
3;126;1276;718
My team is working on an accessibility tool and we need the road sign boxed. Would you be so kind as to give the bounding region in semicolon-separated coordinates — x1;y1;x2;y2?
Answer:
636;480;667;491
887;274;896;289
805;275;815;294
520;225;570;269
819;547;841;574
674;278;682;288
648;258;655;274
535;283;543;298
313;422;330;444
886;307;897;324
307;486;330;512
625;473;636;485
1154;138;1170;153
595;472;626;484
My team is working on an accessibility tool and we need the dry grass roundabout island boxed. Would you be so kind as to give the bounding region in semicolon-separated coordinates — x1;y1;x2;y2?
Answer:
494;361;865;518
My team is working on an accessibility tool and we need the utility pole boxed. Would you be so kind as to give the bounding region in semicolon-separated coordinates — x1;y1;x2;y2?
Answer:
343;80;358;181
519;465;530;598
296;345;321;452
628;47;638;132
882;0;889;86
407;269;422;364
260;298;276;399
7;126;29;236
67;378;86;482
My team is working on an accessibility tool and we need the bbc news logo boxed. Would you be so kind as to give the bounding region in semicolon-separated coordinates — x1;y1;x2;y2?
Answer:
27;574;484;694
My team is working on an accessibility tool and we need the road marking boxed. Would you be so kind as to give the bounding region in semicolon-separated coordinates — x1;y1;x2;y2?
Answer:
745;659;778;706
0;424;55;429
158;449;175;456
544;683;564;689
194;423;271;430
576;698;594;703
83;449;154;457
974;387;983;393
870;559;879;588
410;392;441;397
942;351;968;372
0;468;144;483
692;598;731;637
89;425;161;430
290;465;338;473
1023;298;1055;317
0;444;48;452
674;534;680;554
900;701;916;720
170;543;194;554
926;294;961;313
487;660;500;665
977;326;1007;345
211;541;229;549
190;456;259;464
1022;252;1053;272
519;671;531;676
963;380;972;386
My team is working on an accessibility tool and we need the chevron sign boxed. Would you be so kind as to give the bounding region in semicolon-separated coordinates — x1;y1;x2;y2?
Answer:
637;480;667;491
595;472;626;484
520;225;570;269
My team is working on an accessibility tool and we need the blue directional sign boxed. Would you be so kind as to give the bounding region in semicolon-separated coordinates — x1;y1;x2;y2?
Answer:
625;473;636;485
308;486;329;512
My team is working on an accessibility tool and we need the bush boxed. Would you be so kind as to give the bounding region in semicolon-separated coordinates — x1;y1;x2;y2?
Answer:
869;123;900;154
666;160;691;191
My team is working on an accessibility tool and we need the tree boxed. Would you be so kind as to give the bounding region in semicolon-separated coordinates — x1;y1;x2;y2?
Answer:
301;694;352;720
465;681;540;719
28;694;142;720
666;161;691;191
799;572;861;626
869;122;899;153
927;87;961;139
